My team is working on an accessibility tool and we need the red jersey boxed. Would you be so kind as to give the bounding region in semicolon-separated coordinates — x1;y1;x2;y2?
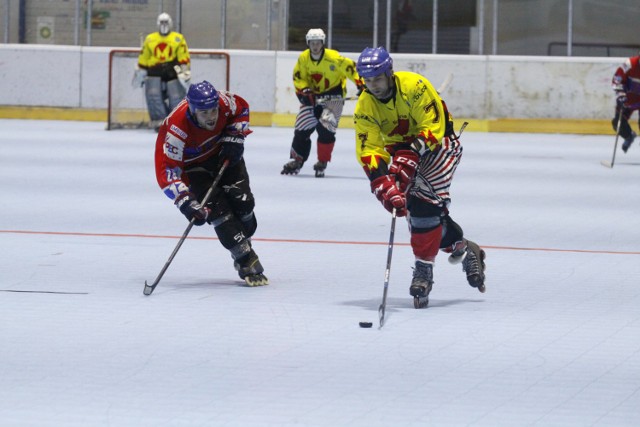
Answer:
154;91;252;201
612;56;640;108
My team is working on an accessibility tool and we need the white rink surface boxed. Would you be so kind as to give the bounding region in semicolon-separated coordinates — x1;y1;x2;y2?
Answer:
1;119;639;427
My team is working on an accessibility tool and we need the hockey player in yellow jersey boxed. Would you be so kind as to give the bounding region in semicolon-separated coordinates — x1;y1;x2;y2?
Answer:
354;46;486;309
281;28;364;177
132;13;191;131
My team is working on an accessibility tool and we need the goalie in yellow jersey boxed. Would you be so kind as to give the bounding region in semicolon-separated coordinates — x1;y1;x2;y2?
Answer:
281;28;365;177
354;47;486;309
132;13;191;131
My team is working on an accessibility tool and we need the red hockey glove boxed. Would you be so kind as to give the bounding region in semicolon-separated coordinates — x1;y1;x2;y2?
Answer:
175;192;210;226
389;150;420;192
371;175;407;217
296;88;315;106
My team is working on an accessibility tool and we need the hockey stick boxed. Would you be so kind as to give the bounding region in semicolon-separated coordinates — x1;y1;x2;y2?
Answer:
143;159;230;296
437;72;454;94
601;113;622;168
378;207;397;329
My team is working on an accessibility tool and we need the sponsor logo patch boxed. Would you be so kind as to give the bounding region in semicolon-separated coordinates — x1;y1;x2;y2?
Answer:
164;133;185;161
170;124;188;139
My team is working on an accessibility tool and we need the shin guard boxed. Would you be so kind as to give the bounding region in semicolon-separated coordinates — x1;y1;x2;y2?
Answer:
410;224;442;262
317;141;335;163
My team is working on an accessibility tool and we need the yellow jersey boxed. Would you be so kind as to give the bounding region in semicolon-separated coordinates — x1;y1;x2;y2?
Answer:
354;71;448;176
293;48;362;96
137;31;190;71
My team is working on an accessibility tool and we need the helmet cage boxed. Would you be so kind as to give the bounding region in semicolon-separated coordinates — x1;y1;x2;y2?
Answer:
157;13;173;36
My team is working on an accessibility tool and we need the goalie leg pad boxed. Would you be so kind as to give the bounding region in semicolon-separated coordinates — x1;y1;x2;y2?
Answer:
166;78;187;111
144;77;168;121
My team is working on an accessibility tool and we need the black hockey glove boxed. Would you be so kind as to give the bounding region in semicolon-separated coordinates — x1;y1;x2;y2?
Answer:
616;92;628;108
296;88;315;106
220;135;245;167
175;192;210;226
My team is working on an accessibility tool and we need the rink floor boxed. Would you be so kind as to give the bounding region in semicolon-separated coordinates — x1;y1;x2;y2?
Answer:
1;119;639;427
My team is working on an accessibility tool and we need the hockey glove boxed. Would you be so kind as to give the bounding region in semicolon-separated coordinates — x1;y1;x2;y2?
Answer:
174;64;191;90
220;135;245;167
356;80;366;97
616;92;628;108
389;150;420;192
175;192;210;226
132;68;147;88
371;175;407;217
296;88;315;106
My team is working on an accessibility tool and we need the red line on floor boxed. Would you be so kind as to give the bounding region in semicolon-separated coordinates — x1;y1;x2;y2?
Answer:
1;229;638;255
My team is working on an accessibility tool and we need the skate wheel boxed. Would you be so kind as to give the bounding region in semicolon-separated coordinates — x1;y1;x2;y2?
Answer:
243;273;269;287
413;296;428;309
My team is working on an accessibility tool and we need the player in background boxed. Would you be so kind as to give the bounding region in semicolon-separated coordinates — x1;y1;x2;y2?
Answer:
281;28;365;177
353;47;485;308
133;13;191;132
612;54;640;153
154;80;268;287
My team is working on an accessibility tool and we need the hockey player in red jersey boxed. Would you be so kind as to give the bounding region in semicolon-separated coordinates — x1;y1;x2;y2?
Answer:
354;47;485;308
154;80;268;286
612;54;640;153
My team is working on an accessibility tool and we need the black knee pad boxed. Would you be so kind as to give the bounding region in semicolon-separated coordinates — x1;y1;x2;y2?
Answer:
408;198;444;233
316;124;336;143
212;213;248;250
440;215;464;249
224;185;255;215
240;211;257;238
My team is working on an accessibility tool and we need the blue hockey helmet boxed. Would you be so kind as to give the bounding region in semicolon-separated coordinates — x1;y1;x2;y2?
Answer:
186;81;219;115
356;47;393;78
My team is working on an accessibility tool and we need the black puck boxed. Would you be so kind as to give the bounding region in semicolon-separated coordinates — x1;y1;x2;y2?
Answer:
359;321;373;328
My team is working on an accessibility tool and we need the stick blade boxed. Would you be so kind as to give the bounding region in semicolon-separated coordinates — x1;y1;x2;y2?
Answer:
143;281;155;296
600;160;614;168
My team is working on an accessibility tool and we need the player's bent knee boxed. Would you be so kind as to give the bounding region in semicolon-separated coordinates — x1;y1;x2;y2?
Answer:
240;211;257;237
440;215;464;249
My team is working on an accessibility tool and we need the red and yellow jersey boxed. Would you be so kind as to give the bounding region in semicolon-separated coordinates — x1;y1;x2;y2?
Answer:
137;31;190;70
293;48;362;96
613;55;640;107
354;71;447;176
154;91;251;201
